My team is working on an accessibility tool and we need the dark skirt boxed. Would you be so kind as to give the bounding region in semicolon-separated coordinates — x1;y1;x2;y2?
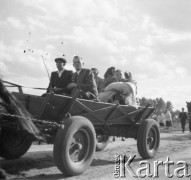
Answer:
159;122;165;127
166;121;172;127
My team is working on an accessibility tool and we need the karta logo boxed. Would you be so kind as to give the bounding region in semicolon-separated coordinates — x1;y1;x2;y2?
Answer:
113;155;190;178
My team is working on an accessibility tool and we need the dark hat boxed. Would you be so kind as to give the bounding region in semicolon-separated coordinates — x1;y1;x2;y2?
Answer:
55;58;67;63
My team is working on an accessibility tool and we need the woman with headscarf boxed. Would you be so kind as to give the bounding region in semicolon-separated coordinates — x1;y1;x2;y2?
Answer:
165;110;172;129
124;71;137;94
99;67;117;92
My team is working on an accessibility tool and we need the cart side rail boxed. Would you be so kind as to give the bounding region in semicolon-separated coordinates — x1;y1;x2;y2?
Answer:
68;99;154;126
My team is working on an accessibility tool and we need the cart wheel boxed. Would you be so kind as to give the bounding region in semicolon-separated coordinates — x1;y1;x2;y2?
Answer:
53;116;96;176
0;129;32;159
137;119;160;159
95;129;110;151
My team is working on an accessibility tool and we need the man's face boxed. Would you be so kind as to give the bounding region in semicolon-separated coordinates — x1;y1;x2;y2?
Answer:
115;71;122;81
56;61;64;70
73;57;83;71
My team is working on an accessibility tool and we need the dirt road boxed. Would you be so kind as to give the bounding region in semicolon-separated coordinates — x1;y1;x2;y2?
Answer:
1;130;191;180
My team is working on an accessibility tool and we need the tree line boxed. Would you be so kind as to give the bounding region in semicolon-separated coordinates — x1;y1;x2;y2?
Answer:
139;97;180;120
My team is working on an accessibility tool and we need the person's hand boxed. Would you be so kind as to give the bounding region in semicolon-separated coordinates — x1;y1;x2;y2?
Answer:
86;92;91;96
67;83;78;89
48;88;55;93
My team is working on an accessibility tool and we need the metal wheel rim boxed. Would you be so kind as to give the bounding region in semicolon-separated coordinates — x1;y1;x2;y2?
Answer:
68;129;90;164
147;127;157;152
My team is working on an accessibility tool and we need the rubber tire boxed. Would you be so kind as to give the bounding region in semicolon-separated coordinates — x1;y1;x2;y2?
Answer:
53;116;96;176
95;129;110;152
0;129;32;159
137;119;160;159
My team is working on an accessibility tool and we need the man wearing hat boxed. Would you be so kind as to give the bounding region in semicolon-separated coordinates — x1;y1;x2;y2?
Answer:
67;56;98;100
47;57;73;95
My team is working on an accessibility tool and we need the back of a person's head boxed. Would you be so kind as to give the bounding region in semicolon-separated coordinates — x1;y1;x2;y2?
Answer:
73;55;82;60
124;71;132;80
91;68;99;77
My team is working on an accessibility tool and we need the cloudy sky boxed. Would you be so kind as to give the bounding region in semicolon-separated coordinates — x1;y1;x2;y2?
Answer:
0;0;191;110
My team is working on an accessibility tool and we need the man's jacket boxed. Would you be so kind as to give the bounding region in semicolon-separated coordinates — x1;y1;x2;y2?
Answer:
73;68;98;96
47;70;73;94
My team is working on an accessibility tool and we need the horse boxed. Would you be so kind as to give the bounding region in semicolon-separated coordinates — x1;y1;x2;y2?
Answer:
98;81;137;107
0;79;40;179
187;101;191;113
0;80;39;135
186;101;191;133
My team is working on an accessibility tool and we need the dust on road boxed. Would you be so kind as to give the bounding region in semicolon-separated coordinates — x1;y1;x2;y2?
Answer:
1;131;191;180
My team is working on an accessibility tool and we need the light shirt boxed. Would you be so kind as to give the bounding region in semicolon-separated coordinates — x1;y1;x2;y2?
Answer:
165;111;172;121
76;69;82;75
58;69;64;77
157;113;165;124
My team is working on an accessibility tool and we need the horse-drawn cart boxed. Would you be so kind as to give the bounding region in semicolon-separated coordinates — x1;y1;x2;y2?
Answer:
0;82;160;176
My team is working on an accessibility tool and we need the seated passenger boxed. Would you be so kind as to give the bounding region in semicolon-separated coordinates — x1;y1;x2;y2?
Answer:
91;68;103;93
115;69;123;82
67;56;98;100
124;71;137;94
124;71;137;85
100;67;117;92
47;57;73;95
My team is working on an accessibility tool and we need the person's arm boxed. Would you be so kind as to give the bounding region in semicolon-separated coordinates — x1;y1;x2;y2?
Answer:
63;71;74;94
77;69;95;92
97;78;103;93
56;71;74;94
186;112;188;121
178;113;181;119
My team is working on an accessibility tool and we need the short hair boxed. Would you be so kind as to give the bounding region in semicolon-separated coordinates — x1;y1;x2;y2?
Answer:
73;55;82;61
91;68;99;75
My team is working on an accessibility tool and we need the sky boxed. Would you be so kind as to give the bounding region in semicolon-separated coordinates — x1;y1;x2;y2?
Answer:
0;0;191;110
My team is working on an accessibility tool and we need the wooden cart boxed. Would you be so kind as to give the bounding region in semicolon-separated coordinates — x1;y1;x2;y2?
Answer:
0;86;160;176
